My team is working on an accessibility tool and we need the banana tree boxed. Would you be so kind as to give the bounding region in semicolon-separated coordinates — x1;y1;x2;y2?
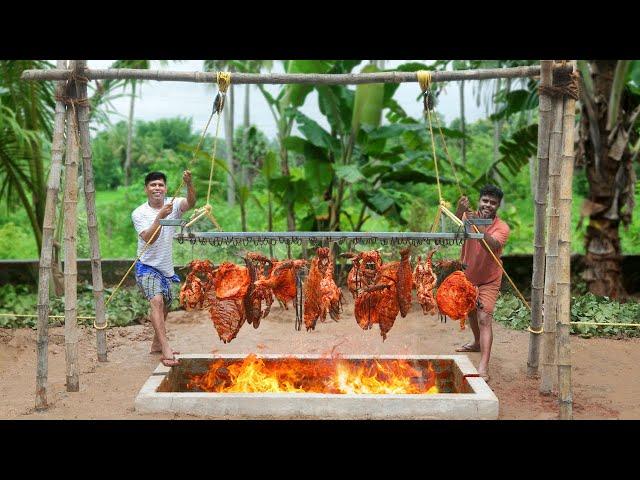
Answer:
256;60;341;230
576;60;640;297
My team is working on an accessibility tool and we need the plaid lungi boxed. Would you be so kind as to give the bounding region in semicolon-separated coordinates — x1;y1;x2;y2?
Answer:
134;261;180;305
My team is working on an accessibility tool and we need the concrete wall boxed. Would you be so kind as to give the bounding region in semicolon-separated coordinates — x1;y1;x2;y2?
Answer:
1;255;639;295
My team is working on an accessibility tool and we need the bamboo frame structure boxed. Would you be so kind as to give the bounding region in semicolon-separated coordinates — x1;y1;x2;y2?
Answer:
35;60;68;410
540;78;565;395
527;60;553;377
26;60;577;419
556;61;578;419
75;60;108;361
21;64;573;85
63;61;80;392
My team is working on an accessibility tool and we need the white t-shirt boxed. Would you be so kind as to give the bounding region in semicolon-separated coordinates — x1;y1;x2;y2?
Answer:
131;198;185;277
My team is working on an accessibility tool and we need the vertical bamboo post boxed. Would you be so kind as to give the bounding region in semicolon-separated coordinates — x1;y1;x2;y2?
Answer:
540;71;565;395
64;61;80;392
75;60;108;361
35;60;68;410
527;60;553;377
556;61;577;419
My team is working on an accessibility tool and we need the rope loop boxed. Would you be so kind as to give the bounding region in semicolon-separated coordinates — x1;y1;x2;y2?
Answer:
527;325;544;334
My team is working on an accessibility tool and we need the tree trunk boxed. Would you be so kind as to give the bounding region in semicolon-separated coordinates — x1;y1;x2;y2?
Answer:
75;60;108;362
63;61;80;393
243;84;250;186
124;80;135;186
580;60;635;298
540;90;564;395
459;80;466;164
35;59;68;410
527;60;553;378
556;61;578;419
225;85;235;206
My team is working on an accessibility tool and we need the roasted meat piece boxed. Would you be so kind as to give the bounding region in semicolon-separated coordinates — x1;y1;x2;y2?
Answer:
303;247;342;331
435;270;478;330
413;250;437;315
179;260;217;310
345;250;382;298
255;259;307;309
208;296;246;343
396;248;413;317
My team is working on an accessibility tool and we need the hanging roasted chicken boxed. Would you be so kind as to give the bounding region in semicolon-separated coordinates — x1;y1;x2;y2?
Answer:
435;270;478;330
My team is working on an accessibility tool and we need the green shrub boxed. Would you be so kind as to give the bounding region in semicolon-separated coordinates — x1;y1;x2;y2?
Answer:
0;283;171;329
494;292;640;338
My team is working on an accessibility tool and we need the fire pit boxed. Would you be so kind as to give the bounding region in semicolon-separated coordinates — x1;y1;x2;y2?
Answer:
135;354;498;419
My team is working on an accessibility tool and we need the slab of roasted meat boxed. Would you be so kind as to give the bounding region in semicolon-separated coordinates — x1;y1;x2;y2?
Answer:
208;261;251;342
413;250;437;315
344;250;382;298
255;259;307;310
303;247;343;331
242;253;274;328
435;270;478;330
354;257;401;341
179;259;217;310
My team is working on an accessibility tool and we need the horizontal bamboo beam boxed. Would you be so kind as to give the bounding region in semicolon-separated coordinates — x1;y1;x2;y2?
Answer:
21;64;573;85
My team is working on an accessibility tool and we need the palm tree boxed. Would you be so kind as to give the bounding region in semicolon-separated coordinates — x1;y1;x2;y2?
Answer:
109;60;172;186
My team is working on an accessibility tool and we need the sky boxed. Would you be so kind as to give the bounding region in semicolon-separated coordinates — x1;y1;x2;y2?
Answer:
85;60;490;139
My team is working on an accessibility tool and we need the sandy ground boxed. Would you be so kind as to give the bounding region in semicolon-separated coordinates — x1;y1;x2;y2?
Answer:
1;290;638;420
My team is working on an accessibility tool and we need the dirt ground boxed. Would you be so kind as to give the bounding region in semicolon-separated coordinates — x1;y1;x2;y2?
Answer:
1;290;638;420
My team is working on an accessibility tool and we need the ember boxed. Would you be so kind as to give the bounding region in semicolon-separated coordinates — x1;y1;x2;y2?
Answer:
187;354;439;394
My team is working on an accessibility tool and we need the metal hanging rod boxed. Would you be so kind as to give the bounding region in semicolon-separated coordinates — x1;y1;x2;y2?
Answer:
21;64;573;85
160;219;490;247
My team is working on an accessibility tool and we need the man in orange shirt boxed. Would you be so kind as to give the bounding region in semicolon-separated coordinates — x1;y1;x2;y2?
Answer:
454;184;510;382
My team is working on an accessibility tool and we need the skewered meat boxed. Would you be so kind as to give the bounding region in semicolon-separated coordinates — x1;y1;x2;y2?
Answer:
396;248;413;317
303;247;343;331
344;250;382;298
436;270;478;330
414;250;437;315
213;262;250;300
354;260;400;340
255;259;307;309
179;260;216;310
208;296;246;343
209;261;251;342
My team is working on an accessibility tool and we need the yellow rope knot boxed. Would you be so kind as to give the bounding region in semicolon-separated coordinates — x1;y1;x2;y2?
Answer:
527;325;544;334
216;71;231;93
416;70;432;93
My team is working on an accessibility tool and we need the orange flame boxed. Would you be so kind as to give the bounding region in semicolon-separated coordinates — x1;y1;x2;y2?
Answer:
187;354;439;394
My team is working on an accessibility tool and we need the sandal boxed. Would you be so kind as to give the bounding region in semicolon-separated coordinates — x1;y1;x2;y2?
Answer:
161;357;180;367
455;343;481;353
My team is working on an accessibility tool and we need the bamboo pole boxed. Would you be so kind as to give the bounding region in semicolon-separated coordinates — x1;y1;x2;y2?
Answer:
63;61;80;392
21;64;574;85
540;80;565;395
527;60;553;377
35;60;68;410
556;61;578;419
75;60;108;362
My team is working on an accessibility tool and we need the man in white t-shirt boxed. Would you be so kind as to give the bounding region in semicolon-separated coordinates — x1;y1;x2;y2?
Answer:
131;170;195;367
